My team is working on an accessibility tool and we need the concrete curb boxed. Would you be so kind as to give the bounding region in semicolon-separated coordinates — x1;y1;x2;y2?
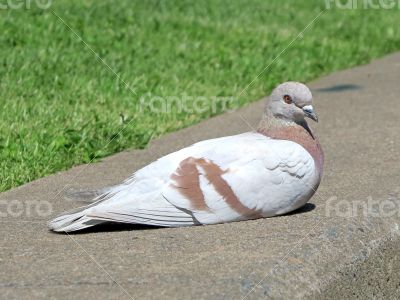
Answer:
1;53;400;299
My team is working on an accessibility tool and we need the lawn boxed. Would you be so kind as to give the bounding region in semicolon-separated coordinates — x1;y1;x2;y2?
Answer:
0;0;399;192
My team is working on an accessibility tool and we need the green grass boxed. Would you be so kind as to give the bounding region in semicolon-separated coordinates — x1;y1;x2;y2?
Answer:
0;0;400;192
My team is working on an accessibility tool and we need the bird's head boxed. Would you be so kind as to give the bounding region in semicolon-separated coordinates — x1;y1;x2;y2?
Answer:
268;81;318;123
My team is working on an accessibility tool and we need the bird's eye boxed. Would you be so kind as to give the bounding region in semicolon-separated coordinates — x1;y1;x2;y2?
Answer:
283;95;292;104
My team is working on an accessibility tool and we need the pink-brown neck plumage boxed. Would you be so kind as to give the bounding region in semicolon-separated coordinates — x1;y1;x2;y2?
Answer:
257;113;324;177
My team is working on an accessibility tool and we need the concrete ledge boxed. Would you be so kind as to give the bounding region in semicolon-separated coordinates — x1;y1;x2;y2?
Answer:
1;53;400;299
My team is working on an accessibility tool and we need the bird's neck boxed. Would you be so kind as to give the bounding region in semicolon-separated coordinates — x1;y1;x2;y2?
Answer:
257;110;324;176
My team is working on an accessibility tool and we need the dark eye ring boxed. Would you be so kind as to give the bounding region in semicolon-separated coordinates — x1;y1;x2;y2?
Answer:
283;95;292;104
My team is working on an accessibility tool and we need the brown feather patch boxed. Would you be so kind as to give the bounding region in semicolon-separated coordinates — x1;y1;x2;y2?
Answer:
170;157;210;211
197;159;262;218
171;157;262;218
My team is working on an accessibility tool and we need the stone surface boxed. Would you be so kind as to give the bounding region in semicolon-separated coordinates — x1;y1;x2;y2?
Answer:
1;53;400;299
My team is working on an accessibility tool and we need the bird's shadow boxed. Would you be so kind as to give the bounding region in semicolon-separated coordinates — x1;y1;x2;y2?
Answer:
51;203;316;235
284;202;316;216
50;222;162;235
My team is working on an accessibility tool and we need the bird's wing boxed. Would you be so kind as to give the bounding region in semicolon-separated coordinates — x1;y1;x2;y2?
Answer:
85;132;316;226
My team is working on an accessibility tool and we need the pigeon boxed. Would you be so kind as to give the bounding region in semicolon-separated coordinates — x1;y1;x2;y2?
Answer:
48;81;324;232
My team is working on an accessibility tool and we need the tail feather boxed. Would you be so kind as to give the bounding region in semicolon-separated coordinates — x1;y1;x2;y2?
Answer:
48;206;104;232
50;186;119;232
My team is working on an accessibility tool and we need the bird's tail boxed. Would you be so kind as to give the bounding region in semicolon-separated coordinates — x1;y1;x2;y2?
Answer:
50;186;118;232
48;206;104;232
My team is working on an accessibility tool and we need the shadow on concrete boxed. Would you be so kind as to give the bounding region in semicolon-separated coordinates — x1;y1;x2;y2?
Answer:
51;203;316;235
315;84;362;93
285;202;316;216
50;222;162;235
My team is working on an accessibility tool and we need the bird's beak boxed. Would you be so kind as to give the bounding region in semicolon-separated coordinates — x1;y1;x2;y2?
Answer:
302;105;318;122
